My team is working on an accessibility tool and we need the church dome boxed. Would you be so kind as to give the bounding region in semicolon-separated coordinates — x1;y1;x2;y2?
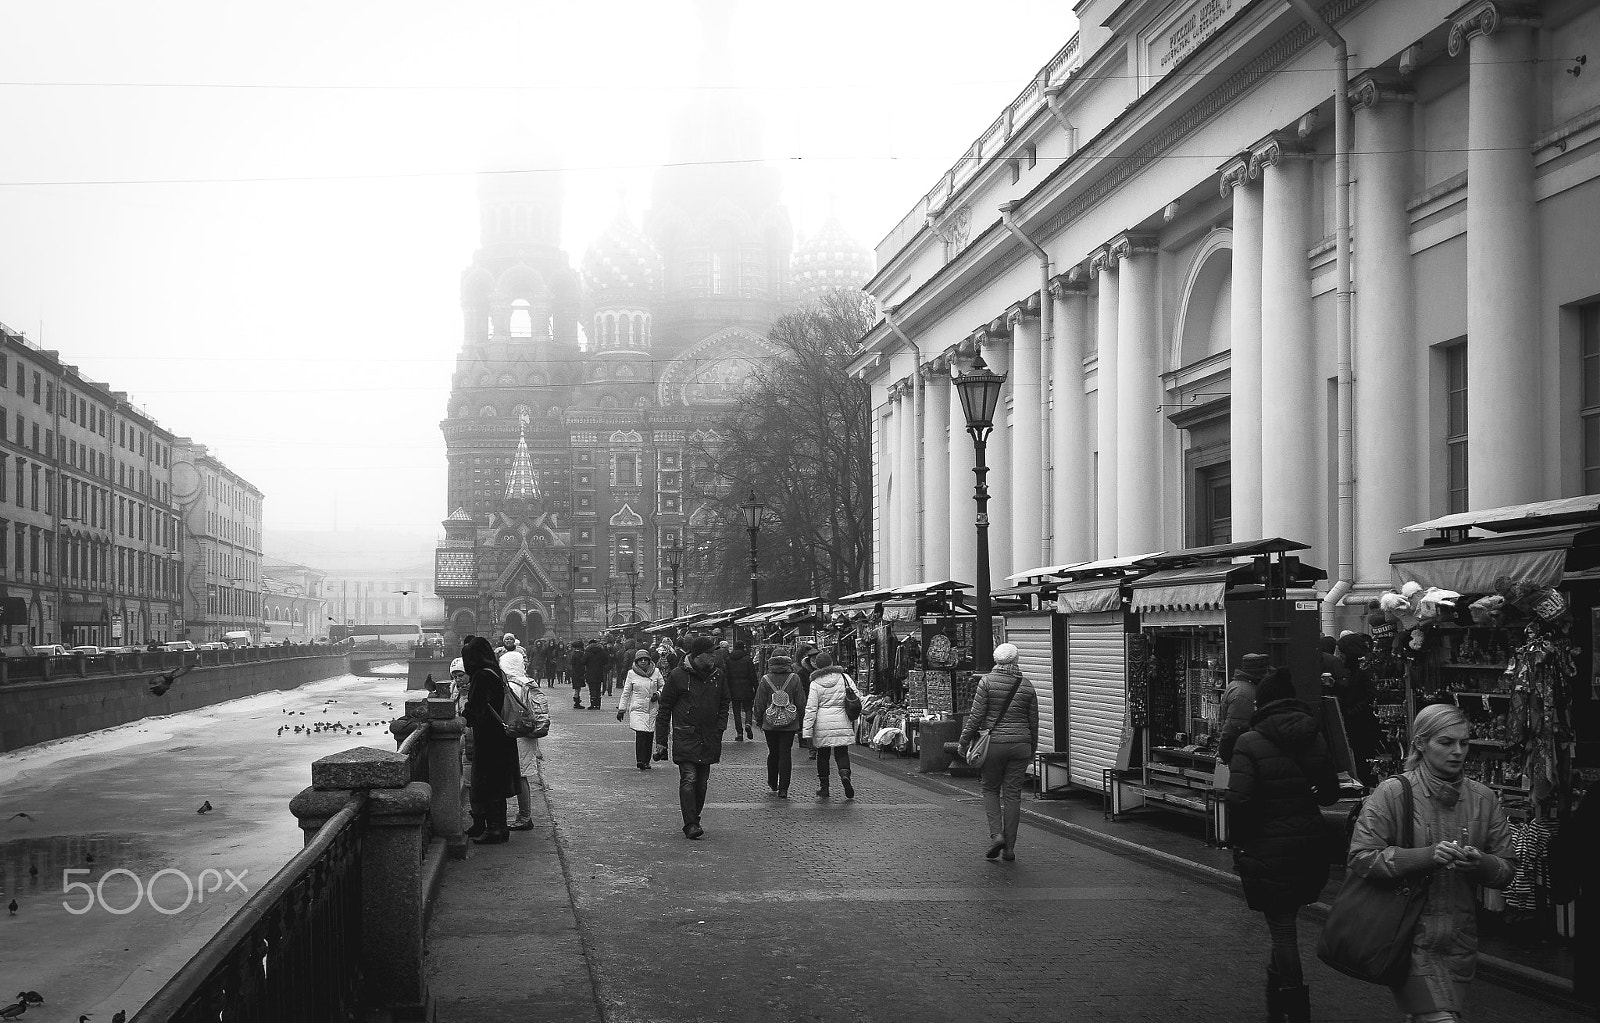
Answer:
792;216;873;300
582;209;662;304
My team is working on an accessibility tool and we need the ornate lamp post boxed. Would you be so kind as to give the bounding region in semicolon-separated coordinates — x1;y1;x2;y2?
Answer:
740;491;765;609
627;563;641;623
953;354;1007;672
665;546;682;619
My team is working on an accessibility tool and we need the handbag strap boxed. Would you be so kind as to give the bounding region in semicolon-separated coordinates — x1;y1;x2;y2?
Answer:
987;674;1024;730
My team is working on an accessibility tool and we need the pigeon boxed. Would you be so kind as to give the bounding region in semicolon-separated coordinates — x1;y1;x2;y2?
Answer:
79;1016;91;1022
5;812;32;822
112;1010;127;1023
17;996;40;1008
197;800;213;814
6;898;16;914
28;864;37;878
147;662;194;696
85;852;95;864
0;1001;24;1019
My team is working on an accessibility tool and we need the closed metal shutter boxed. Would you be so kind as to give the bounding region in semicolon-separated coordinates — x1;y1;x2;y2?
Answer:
1067;615;1127;790
1007;613;1056;752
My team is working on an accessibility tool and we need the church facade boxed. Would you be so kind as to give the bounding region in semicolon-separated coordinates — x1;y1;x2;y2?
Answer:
432;104;869;644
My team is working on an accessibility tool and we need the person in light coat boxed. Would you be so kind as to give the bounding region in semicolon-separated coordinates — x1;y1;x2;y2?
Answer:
617;650;665;770
1348;703;1517;1023
801;650;859;800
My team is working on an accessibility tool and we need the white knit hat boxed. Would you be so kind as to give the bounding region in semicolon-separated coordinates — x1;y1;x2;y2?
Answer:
993;643;1020;665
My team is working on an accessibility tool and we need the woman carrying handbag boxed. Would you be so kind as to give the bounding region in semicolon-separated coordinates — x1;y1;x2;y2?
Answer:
1342;703;1517;1022
617;650;665;770
957;643;1038;862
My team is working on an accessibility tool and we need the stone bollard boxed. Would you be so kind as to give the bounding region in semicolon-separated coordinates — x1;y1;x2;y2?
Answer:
291;747;434;1022
425;697;466;860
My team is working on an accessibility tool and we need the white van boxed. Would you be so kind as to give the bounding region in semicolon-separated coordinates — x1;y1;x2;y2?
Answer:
161;640;197;652
222;631;253;648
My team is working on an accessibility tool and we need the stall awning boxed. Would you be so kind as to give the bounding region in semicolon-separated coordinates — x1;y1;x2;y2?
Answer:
1055;578;1124;615
1005;562;1086;584
1400;496;1600;534
1130;564;1250;613
1389;525;1600;592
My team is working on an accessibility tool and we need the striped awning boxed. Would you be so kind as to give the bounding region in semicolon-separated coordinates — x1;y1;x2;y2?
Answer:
1130;564;1249;613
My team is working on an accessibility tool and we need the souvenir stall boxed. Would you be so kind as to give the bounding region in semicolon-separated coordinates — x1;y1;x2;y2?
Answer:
734;598;823;670
1108;540;1326;844
1385;497;1600;973
997;562;1087;794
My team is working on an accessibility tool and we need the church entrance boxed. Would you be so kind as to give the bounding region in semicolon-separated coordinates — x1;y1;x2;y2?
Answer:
502;609;546;646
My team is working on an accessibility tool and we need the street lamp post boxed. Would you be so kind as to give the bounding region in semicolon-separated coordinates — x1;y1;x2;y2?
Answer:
740;491;765;610
953;354;1007;673
627;564;640;623
665;546;682;619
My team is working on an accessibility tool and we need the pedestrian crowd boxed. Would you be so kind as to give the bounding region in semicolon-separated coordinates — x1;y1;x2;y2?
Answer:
410;620;1575;1023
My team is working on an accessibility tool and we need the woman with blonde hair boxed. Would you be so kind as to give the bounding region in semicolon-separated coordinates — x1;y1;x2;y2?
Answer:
1346;702;1518;1023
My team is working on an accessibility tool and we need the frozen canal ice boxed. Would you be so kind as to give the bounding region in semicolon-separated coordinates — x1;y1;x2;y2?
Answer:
0;669;412;1020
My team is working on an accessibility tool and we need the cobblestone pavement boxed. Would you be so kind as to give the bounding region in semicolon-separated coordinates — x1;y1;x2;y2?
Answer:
426;697;1589;1022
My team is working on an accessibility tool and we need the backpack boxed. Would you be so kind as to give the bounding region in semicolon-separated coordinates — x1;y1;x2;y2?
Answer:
502;680;548;738
764;675;797;728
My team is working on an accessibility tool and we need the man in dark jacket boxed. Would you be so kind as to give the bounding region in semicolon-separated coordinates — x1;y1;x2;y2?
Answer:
568;641;586;708
1217;651;1270;763
654;636;729;839
582;639;609;709
723;641;758;742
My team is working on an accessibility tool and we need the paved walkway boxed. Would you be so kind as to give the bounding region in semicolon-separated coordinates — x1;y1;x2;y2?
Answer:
425;696;1591;1022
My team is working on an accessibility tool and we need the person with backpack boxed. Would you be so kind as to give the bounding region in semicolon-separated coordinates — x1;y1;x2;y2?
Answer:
754;648;804;797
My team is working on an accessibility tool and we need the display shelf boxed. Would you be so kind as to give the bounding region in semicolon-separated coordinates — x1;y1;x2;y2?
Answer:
1444;663;1509;671
1451;690;1513;699
1469;738;1510;748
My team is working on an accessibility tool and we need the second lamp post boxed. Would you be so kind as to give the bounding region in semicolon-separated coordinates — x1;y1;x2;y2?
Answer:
953;353;1006;673
740;490;765;609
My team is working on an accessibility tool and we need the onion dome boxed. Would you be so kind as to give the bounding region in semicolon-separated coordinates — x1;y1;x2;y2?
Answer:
793;215;873;300
582;209;662;305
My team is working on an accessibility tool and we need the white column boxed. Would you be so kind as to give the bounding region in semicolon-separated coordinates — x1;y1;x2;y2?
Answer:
1452;2;1543;508
1091;248;1119;557
948;366;977;585
1050;276;1092;563
1010;306;1044;572
986;336;1014;584
1113;235;1162;555
1254;135;1318;547
1351;75;1419;589
896;380;918;584
1221;156;1263;541
875;402;891;587
922;361;952;580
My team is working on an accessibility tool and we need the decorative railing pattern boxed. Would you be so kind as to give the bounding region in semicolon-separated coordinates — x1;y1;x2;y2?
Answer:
131;793;369;1023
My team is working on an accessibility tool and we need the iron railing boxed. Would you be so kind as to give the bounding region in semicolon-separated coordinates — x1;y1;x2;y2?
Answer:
398;721;431;785
130;792;369;1023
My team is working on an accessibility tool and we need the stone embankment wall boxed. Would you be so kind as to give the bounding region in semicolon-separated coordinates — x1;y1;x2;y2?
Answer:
0;654;350;752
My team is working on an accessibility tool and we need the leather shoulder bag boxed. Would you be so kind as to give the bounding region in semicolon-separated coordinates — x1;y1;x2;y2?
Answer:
964;674;1023;769
1315;777;1428;986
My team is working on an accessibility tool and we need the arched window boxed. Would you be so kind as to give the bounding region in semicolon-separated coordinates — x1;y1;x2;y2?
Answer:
510;299;534;339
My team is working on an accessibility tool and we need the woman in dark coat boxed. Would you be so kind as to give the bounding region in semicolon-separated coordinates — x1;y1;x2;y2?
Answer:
462;635;517;844
1226;668;1341;1023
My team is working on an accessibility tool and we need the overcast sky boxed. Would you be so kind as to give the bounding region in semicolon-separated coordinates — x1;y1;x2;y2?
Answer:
0;0;1075;544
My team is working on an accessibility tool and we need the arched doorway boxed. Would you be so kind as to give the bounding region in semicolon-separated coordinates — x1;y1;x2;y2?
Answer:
1168;234;1234;548
501;607;546;645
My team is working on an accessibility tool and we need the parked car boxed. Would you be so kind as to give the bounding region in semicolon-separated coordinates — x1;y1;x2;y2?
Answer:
35;644;70;657
197;641;228;651
160;640;197;652
70;645;103;656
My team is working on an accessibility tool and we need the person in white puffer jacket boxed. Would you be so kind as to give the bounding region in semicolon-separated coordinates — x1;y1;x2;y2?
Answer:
802;650;859;800
617;650;665;770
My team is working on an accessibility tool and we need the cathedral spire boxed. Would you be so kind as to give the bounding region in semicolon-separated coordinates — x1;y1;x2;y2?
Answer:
504;411;540;502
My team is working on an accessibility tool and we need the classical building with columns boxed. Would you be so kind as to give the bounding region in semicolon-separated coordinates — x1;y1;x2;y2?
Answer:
851;0;1600;623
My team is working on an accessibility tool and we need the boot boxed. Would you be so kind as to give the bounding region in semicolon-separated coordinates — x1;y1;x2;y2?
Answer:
840;769;855;799
1277;984;1308;1023
1265;967;1283;1023
816;778;830;800
465;817;487;839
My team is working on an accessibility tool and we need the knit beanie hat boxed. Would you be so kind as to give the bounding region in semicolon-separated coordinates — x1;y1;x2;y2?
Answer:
813;650;834;669
993;643;1020;665
688;635;715;657
1255;667;1296;706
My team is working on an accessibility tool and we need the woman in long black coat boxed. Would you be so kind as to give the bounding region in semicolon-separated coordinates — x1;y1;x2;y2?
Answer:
462;635;517;844
1226;668;1341;1023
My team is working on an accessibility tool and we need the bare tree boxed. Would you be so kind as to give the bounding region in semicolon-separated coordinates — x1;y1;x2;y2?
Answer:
687;290;875;606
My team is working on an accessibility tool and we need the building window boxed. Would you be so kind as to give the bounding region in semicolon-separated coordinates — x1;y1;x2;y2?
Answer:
1583;304;1600;494
1445;342;1468;514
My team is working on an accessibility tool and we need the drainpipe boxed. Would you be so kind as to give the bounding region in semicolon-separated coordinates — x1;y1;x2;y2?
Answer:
1286;0;1354;634
1040;78;1079;154
879;302;924;582
998;200;1053;565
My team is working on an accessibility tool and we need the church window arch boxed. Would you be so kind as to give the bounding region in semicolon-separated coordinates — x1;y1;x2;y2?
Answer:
510;299;534;339
480;406;498;418
497;373;517;386
477;374;493;388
